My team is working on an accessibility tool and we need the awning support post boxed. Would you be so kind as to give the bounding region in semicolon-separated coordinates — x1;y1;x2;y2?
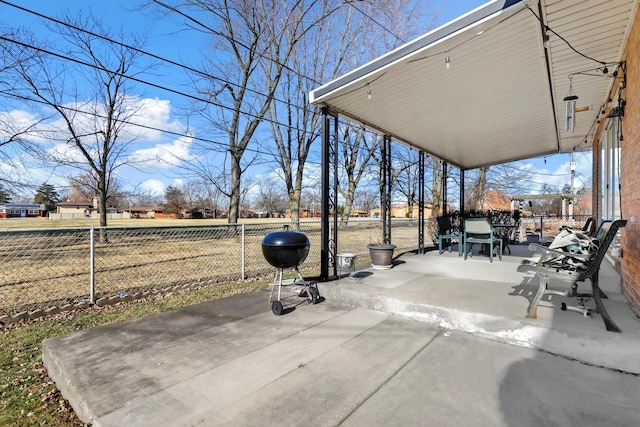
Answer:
320;108;331;280
331;113;339;278
460;168;465;215
442;162;448;215
418;151;425;254
382;135;392;244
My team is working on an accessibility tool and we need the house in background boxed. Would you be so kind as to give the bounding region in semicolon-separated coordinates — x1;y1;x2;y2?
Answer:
56;201;93;217
54;199;118;220
0;203;45;218
128;206;164;219
369;204;433;219
474;191;512;213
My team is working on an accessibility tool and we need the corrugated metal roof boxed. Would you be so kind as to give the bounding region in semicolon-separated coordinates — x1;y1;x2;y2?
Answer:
310;0;638;169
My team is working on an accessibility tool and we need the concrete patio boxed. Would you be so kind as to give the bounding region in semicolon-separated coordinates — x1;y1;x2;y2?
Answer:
42;244;640;426
324;244;640;373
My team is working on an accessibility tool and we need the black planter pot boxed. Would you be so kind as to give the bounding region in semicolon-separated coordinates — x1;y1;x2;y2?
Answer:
367;244;396;270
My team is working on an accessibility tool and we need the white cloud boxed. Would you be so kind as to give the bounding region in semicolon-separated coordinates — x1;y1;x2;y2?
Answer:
139;179;166;196
129;135;194;169
119;97;184;142
513;152;592;194
0;110;44;141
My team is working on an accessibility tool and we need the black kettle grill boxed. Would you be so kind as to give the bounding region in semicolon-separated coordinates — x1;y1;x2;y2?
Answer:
261;230;310;269
261;228;319;315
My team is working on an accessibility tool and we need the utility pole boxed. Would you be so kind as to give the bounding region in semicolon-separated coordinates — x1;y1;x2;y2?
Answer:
570;152;576;218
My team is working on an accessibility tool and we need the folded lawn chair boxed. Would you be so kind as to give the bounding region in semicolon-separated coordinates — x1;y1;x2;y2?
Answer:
559;217;594;235
437;215;462;255
517;219;626;332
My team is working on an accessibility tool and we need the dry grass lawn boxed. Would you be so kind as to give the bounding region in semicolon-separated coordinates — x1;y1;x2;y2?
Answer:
0;217;432;316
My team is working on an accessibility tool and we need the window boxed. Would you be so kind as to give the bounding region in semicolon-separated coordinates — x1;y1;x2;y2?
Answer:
600;115;622;260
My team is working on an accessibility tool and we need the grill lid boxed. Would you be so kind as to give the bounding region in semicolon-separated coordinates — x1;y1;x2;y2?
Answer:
261;230;310;268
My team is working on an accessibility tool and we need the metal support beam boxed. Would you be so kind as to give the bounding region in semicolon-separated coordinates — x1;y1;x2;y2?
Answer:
320;108;331;281
418;151;425;254
442;162;448;215
382;135;392;244
460;168;465;215
331;115;339;278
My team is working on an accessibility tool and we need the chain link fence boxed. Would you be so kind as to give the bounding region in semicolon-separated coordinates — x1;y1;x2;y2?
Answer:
0;219;425;320
0;215;601;321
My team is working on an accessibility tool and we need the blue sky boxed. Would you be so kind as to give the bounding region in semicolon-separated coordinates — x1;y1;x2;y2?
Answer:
1;0;590;200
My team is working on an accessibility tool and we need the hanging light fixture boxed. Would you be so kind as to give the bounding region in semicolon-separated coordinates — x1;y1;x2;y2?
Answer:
366;83;372;100
543;26;550;48
564;77;578;133
445;51;450;69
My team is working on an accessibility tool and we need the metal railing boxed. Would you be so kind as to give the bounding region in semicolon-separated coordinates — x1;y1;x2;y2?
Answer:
519;215;592;243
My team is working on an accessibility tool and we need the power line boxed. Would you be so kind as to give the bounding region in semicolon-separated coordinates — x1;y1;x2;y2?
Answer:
3;3;526;190
150;0;327;86
0;33;324;142
0;0;419;162
2;90;319;167
495;164;572;177
0;0;390;159
344;1;405;44
0;0;312;116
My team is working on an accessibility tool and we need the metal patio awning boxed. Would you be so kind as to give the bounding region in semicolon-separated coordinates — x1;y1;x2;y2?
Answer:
310;0;638;170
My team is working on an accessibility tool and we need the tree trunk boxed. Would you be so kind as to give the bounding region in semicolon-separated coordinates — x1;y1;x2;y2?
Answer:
431;158;443;218
228;154;242;224
471;166;489;212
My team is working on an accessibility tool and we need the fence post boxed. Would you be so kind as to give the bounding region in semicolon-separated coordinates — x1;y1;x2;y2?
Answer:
89;226;96;304
539;216;544;242
241;223;246;281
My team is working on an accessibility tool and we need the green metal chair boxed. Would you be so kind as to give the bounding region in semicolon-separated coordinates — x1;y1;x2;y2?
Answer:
437;215;462;255
463;217;502;262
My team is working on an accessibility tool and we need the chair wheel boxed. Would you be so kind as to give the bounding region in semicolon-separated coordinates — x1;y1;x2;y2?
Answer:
308;287;320;304
271;301;283;315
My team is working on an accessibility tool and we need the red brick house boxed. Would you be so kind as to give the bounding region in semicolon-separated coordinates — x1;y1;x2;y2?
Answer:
0;203;45;218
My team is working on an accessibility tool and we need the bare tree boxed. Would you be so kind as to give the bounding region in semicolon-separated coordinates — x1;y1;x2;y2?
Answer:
66;176;92;204
266;4;375;224
199;178;226;218
0;27;50;193
468;166;490;212
266;1;433;225
431;158;444;216
181;179;219;217
3;15;149;239
255;176;287;217
393;145;424;218
151;0;347;224
464;163;539;214
353;188;378;215
66;172;126;211
130;189;164;208
338;126;379;223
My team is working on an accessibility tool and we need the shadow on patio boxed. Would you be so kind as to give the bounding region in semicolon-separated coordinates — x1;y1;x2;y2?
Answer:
321;244;640;374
